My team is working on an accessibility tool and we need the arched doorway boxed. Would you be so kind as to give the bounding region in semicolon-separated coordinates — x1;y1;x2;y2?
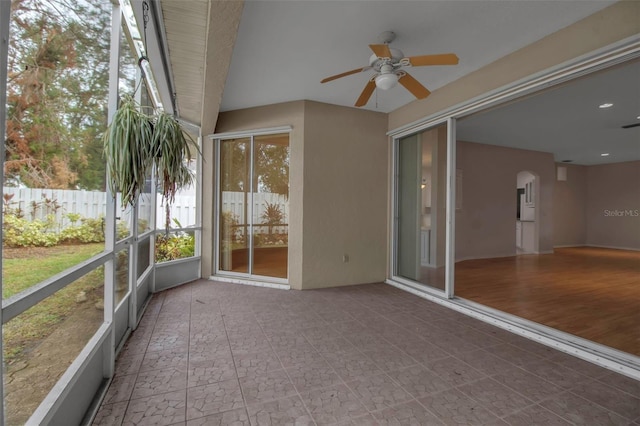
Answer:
516;170;539;254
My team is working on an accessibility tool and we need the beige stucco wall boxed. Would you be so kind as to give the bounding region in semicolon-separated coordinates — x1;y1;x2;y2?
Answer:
455;141;555;261
302;101;388;289
388;1;640;131
586;161;640;250
207;101;305;287
208;100;388;290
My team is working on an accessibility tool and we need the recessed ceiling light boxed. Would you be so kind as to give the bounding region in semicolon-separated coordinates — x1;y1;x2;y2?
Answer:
637;115;640;119
598;103;613;109
601;153;610;157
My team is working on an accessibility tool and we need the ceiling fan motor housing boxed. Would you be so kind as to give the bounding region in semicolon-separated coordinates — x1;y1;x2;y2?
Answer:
369;48;405;72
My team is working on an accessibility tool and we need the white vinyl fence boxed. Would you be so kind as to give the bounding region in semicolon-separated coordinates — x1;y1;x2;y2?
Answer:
3;188;288;232
221;191;289;234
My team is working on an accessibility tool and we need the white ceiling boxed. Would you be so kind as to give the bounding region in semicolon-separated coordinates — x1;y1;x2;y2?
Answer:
220;0;616;113
457;59;640;165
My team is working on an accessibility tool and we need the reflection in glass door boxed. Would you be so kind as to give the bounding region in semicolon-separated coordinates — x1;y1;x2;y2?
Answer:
219;137;250;274
218;134;289;280
395;124;448;291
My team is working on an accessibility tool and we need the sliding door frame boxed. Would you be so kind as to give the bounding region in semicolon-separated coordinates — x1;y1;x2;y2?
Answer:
212;126;292;287
390;119;457;299
387;35;640;379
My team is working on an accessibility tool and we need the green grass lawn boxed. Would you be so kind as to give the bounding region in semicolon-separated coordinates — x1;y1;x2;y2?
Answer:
2;243;105;362
3;243;104;299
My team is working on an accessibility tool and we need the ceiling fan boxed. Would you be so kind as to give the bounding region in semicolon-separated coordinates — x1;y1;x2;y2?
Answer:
321;31;459;107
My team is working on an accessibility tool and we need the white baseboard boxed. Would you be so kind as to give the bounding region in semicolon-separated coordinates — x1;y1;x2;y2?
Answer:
209;275;290;290
553;244;639;252
586;244;640;252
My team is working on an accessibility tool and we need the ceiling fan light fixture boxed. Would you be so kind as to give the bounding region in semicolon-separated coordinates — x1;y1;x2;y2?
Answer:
375;72;398;90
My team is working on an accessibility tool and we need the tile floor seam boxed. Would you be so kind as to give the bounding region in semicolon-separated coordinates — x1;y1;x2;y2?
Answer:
565;388;640;422
488;371;565;403
276;375;319;426
453;376;537;419
271;333;343;425
424;355;489;388
541;389;627;425
111;331;149;425
248;303;319;423
219;305;250;414
342;372;425;418
400;394;450;426
183;287;193;425
500;401;573;424
593;375;640;399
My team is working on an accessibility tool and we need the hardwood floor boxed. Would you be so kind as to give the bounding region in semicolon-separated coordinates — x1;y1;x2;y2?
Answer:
455;247;640;356
228;246;288;278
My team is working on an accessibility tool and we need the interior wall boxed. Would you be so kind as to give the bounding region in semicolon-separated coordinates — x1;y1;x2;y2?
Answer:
586;160;640;250
211;101;305;288
302;101;388;289
388;1;640;131
455;141;555;261
553;163;588;247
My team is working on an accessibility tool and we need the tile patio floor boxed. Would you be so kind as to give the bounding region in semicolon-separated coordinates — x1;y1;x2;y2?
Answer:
93;280;640;425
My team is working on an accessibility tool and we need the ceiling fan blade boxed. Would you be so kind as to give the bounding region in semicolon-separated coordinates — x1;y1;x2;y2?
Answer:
405;53;459;67
355;79;376;107
321;67;370;84
399;72;431;100
369;44;392;58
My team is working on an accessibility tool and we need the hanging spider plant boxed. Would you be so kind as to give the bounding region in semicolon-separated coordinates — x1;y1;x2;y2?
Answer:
151;112;200;204
103;94;154;207
103;95;200;210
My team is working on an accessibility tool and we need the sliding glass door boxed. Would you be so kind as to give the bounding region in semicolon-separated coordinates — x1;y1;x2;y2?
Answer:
395;124;449;291
218;133;289;280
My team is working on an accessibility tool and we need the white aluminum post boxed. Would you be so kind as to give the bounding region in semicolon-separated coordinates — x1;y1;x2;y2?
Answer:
248;136;255;275
129;206;139;330
445;117;457;299
214;139;221;274
128;65;143;330
103;3;122;378
150;163;157;294
0;1;12;422
195;135;203;257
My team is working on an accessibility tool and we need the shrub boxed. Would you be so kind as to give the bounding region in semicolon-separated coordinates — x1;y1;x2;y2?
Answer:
3;214;60;247
155;232;195;262
59;217;105;244
3;212;110;248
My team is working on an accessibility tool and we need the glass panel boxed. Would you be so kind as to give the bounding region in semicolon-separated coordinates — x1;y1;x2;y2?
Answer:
155;230;196;263
138;175;154;234
219;138;250;273
252;134;289;278
116;202;133;241
3;0;110;294
115;247;130;305
396;124;447;290
157;153;197;230
137;236;151;279
118;22;138;98
3;268;105;425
